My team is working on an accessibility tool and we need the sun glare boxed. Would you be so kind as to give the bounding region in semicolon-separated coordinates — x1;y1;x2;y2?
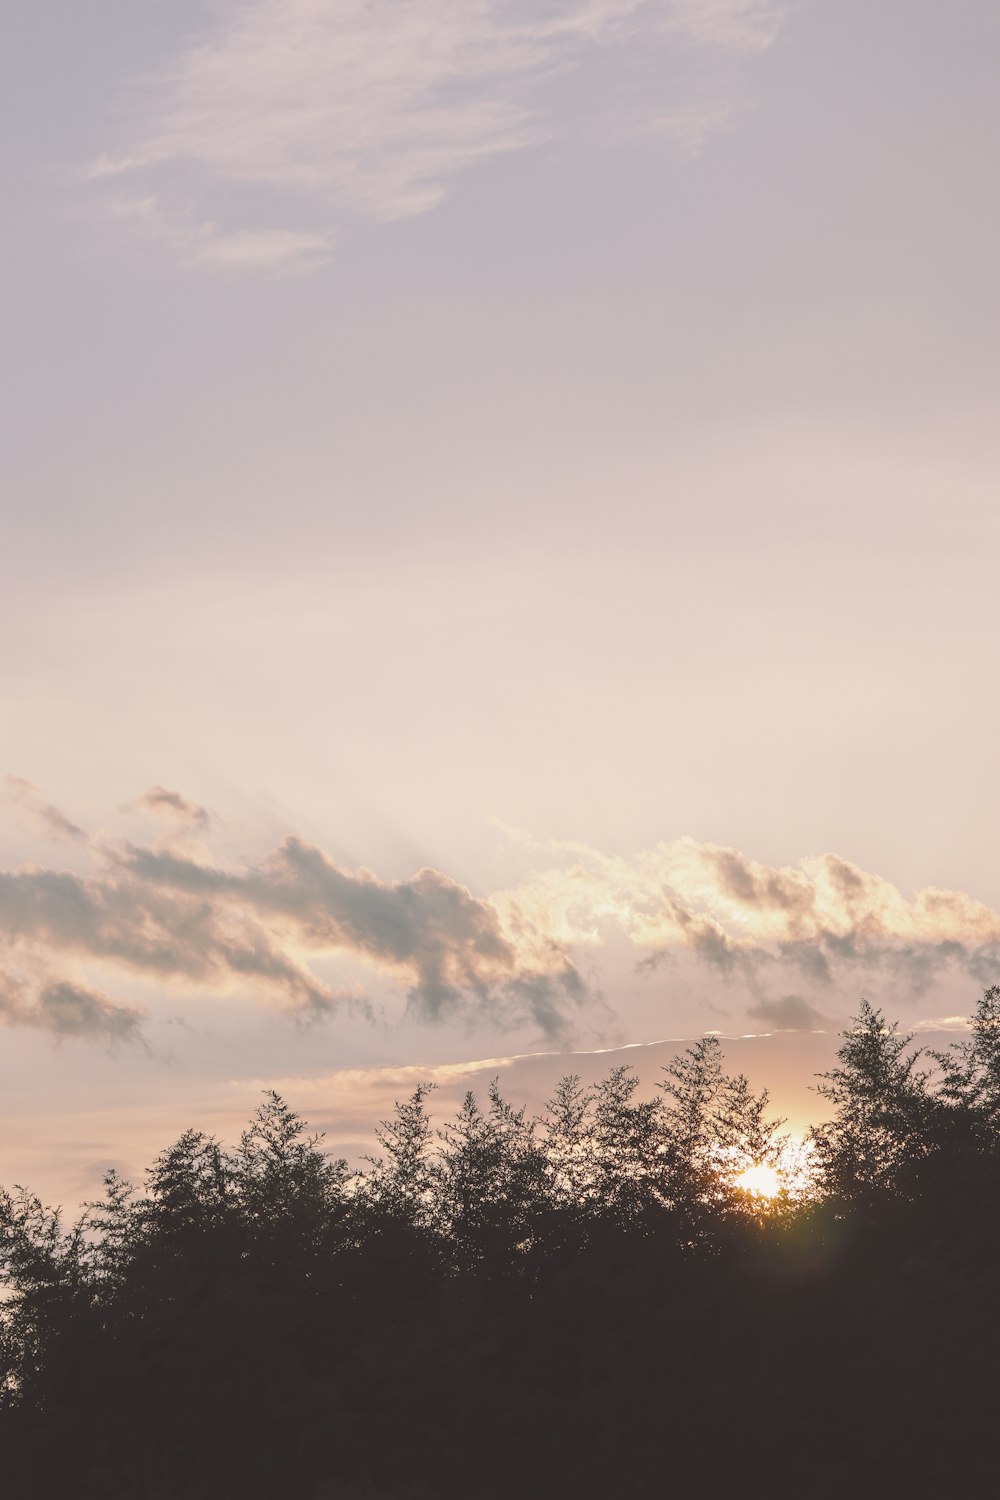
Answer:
734;1163;782;1199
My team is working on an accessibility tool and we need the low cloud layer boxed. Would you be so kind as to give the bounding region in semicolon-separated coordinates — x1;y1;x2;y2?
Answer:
0;791;584;1042
91;0;792;269
2;792;997;1047
494;831;1000;1003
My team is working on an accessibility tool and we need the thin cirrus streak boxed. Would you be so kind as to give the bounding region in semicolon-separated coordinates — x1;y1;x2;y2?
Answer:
105;196;337;274
88;0;793;270
0;788;998;1046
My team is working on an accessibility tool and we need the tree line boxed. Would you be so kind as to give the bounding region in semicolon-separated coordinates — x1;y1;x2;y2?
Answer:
4;990;1000;1498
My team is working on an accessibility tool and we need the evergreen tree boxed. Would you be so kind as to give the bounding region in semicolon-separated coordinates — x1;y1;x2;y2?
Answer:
933;985;1000;1139
656;1034;727;1216
714;1072;790;1201
590;1065;661;1224
812;1000;935;1201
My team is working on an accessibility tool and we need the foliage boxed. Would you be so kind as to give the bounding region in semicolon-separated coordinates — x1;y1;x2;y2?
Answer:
810;999;937;1201
4;996;1000;1497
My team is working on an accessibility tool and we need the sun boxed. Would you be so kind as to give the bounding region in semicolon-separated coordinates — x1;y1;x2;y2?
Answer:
734;1162;782;1199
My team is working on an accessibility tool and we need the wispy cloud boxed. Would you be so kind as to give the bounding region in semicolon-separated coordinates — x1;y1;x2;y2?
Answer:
667;0;791;50
746;994;831;1032
637;100;737;153
106;194;335;273
912;1014;975;1034
4;777;87;846
91;0;793;269
128;786;212;834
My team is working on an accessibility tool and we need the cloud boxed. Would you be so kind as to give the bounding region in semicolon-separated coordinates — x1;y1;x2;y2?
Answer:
116;836;583;1031
637;101;736;154
131;786;211;832
0;971;143;1045
492;830;1000;1006
746;995;831;1032
107;194;335;274
0;806;584;1039
4;777;87;845
31;982;143;1043
91;0;793;267
189;227;335;272
4;797;990;1047
667;0;791;50
912;1014;974;1034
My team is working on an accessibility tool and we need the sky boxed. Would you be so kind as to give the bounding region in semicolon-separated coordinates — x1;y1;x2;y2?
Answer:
3;0;1000;1206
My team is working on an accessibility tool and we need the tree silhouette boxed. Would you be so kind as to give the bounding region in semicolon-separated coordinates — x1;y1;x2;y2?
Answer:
811;998;935;1202
933;985;1000;1135
3;1001;1000;1498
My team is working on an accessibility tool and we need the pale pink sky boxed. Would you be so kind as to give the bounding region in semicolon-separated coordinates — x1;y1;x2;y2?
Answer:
2;0;999;1205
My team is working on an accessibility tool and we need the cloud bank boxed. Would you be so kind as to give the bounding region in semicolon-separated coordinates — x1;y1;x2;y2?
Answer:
2;790;996;1046
493;831;1000;1001
91;0;793;269
0;791;584;1042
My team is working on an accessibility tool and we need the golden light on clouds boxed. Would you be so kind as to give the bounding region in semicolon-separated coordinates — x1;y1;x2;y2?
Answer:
492;832;1000;968
1;797;999;1047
